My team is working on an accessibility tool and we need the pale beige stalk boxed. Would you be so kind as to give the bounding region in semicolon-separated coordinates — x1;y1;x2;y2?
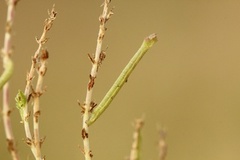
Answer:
81;0;113;160
32;49;48;160
158;128;167;160
1;0;20;160
129;118;144;160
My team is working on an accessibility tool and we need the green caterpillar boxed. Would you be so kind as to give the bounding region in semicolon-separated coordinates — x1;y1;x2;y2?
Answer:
86;34;157;126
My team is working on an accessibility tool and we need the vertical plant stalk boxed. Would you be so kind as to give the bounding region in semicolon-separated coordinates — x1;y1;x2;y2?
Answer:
19;6;57;160
80;0;113;159
87;33;158;126
129;118;144;160
1;0;20;160
158;128;167;160
31;49;49;160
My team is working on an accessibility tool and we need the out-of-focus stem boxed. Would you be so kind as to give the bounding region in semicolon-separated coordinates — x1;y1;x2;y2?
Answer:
1;0;20;160
129;118;144;160
158;128;167;160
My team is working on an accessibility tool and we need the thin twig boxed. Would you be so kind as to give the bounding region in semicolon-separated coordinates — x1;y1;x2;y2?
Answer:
129;118;144;160
1;0;20;160
20;6;57;160
80;0;113;160
87;33;157;126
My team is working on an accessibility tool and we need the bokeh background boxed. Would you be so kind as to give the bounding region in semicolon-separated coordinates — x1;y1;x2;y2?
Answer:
1;0;240;160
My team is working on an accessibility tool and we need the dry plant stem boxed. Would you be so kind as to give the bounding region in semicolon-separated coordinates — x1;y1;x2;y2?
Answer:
87;34;157;126
81;0;112;159
32;49;48;160
129;118;144;160
158;129;167;160
20;6;56;160
1;0;20;160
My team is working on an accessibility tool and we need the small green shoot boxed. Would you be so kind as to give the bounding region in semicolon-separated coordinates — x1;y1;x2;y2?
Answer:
15;90;27;121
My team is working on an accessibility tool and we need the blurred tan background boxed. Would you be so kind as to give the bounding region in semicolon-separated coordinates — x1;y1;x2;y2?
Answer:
1;0;240;159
